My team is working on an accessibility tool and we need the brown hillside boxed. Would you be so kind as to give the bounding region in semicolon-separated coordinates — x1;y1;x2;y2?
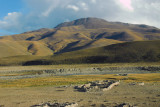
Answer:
0;17;160;58
0;40;53;58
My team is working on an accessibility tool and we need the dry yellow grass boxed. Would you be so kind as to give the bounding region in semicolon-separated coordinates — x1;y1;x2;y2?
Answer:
124;30;144;41
86;38;123;48
0;73;159;88
0;40;53;58
0;40;31;57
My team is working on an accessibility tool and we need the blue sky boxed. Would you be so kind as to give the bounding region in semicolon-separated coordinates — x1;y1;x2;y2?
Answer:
0;0;23;18
0;0;160;36
0;0;24;35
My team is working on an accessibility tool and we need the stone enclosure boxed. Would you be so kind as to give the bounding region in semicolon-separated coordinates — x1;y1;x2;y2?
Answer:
74;80;120;92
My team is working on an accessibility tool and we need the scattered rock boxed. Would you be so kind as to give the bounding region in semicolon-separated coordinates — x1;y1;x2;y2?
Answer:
75;80;120;92
31;102;78;107
156;95;160;97
116;103;133;107
129;82;144;86
116;74;128;76
121;77;129;80
57;85;68;88
91;104;96;106
129;83;136;85
138;82;144;86
141;66;160;71
100;104;106;107
103;100;108;102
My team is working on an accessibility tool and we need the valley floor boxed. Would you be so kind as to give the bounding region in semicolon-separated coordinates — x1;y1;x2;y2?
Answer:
0;64;160;107
0;82;159;107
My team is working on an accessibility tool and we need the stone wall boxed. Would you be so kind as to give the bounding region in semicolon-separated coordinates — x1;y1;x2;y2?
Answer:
75;80;120;92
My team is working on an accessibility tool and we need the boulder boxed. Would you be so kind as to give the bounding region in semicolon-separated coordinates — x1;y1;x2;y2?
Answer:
117;103;132;107
138;82;144;86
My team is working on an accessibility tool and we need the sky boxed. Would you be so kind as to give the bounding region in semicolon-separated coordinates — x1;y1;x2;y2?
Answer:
0;0;160;36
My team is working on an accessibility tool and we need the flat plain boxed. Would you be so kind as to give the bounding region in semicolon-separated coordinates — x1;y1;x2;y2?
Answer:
0;64;160;107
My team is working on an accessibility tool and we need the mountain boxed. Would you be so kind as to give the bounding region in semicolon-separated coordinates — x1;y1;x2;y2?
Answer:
55;17;111;29
0;17;160;60
55;17;157;30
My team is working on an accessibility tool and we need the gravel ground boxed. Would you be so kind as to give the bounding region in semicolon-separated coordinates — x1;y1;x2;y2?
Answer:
0;66;160;80
0;82;159;107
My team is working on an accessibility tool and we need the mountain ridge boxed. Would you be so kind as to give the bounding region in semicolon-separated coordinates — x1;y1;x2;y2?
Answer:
0;17;160;59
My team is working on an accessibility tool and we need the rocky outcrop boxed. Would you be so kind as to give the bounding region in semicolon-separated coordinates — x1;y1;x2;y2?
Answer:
129;82;145;86
31;102;78;107
116;103;134;107
75;80;120;92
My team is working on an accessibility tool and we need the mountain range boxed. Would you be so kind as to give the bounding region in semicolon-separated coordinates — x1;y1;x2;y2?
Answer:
0;17;160;65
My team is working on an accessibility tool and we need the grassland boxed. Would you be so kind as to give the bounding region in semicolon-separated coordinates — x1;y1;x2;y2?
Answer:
0;73;159;88
0;82;159;107
0;63;159;107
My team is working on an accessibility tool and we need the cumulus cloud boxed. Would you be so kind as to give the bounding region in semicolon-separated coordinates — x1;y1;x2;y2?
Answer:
79;2;89;11
117;0;134;11
67;5;79;11
91;0;96;4
0;0;160;34
128;0;160;27
0;12;22;32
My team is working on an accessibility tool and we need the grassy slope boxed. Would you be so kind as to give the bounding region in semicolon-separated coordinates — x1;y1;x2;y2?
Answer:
0;40;158;66
0;40;53;58
36;40;160;65
1;40;160;66
0;40;31;57
26;41;53;56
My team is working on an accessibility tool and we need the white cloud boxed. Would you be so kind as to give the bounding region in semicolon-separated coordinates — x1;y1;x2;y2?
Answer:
41;6;55;17
79;2;89;11
0;12;22;32
67;5;79;11
118;0;134;11
129;0;160;27
80;2;87;7
91;0;96;4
